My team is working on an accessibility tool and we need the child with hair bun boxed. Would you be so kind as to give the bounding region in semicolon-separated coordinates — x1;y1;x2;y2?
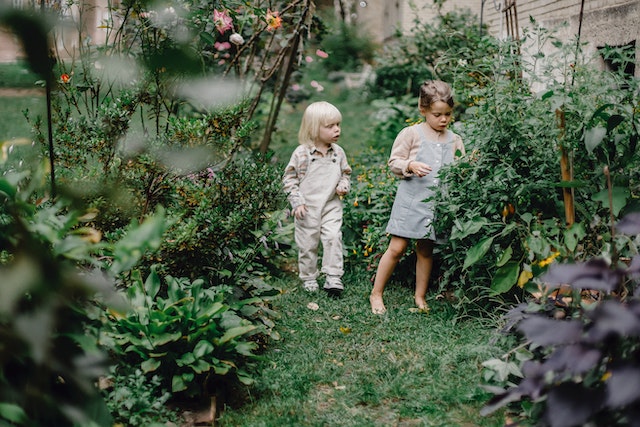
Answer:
370;80;465;314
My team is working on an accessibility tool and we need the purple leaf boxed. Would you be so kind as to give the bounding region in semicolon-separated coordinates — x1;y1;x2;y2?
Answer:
540;260;620;292
544;344;601;375
518;317;583;346
616;212;640;235
586;300;640;341
546;383;603;427
605;365;640;408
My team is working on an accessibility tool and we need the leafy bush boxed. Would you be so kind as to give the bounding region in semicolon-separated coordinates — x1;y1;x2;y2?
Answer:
99;267;265;399
368;7;494;102
102;367;179;427
317;21;377;72
433;26;640;311
480;213;640;427
0;166;114;426
342;148;395;270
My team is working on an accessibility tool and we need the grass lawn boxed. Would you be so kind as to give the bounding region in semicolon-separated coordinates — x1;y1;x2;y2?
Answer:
0;93;45;141
217;270;507;427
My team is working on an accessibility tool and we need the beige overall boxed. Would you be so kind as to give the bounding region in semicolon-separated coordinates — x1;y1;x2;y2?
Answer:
295;152;344;282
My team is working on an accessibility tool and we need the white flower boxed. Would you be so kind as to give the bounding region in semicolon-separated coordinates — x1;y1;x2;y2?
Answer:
229;33;244;45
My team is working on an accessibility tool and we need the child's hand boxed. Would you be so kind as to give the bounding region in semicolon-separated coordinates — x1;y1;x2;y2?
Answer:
336;184;348;196
409;161;432;177
293;205;308;219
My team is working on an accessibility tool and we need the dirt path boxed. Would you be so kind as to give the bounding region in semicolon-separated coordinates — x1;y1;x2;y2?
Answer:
0;88;45;97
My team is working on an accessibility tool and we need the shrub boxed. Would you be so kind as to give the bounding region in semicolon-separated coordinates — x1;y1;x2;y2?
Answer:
480;213;640;427
98;268;264;399
433;26;640;311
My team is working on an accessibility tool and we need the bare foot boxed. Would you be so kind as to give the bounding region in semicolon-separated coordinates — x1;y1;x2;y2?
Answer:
415;297;429;313
370;294;386;314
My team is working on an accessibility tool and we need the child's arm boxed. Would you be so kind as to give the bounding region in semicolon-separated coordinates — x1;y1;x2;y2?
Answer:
335;146;352;196
282;148;306;210
388;127;418;177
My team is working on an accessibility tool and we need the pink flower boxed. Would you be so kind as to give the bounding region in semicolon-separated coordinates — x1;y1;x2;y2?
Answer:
265;9;282;32
315;49;329;58
291;83;301;91
305;56;313;63
213;9;233;34
310;80;324;92
214;41;231;51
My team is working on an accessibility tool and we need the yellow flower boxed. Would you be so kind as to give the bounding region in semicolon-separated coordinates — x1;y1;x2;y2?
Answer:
539;251;560;267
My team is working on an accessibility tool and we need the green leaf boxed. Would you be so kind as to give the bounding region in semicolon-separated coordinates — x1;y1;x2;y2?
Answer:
564;222;586;252
191;358;211;374
491;262;519;294
463;236;495;269
584;126;606;154
218;325;256;344
193;340;214;358
451;217;488;240
176;352;195;367
496;245;513;267
172;374;187;392
110;207;167;275
145;267;161;300
0;402;27;423
141;357;161;373
592;186;629;217
149;331;182;346
0;178;17;199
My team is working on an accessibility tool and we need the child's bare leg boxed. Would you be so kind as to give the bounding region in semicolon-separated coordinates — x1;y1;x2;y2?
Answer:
370;236;408;314
414;239;434;310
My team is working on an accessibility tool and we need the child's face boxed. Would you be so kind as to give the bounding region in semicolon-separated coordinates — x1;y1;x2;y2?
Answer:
421;101;453;132
317;121;341;146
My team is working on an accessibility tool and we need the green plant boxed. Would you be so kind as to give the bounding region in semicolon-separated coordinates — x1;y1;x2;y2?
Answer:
0;165;113;427
342;148;395;270
99;267;264;399
317;20;377;72
368;6;494;102
433;24;640;312
102;367;179;427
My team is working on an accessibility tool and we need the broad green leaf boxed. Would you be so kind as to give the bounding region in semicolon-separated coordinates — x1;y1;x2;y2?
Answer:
564;222;586;252
235;341;258;357
194;340;214;358
176;352;195;367
0;402;27;423
584;126;606;154
172;374;187;392
451;217;489;240
491;262;519;294
592;186;629;217
217;325;256;344
141;357;161;373
496;245;513;267
0;178;17;199
148;331;181;346
191;359;211;374
145;267;161;300
463;236;495;269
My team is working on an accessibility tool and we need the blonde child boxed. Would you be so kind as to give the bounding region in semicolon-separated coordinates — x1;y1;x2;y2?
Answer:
370;80;465;314
282;101;352;295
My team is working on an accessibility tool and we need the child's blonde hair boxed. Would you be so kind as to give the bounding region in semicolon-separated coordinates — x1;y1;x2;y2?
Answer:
298;101;342;146
419;80;454;109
